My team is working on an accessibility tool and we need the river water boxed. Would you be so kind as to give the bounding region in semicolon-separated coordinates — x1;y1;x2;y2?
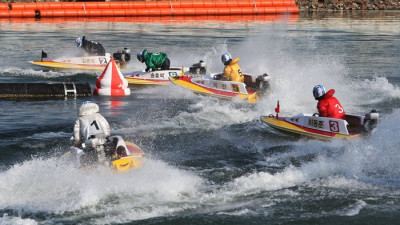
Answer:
0;11;400;225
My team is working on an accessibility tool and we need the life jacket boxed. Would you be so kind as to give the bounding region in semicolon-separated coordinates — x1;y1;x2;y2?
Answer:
82;37;105;56
73;113;111;146
143;49;168;71
317;89;346;120
223;58;244;83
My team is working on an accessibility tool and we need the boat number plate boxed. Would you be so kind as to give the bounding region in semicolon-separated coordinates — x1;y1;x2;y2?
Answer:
151;73;166;78
308;119;324;129
98;58;107;64
329;121;339;132
231;84;240;93
169;72;178;77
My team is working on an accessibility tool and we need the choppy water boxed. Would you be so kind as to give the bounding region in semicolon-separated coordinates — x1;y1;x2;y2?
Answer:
1;11;400;225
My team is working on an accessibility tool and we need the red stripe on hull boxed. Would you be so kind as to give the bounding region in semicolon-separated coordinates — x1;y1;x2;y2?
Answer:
128;78;170;83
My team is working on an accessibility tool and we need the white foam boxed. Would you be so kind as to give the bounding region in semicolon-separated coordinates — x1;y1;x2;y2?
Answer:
216;109;400;200
27;132;70;140
0;214;38;225
0;67;67;78
128;27;398;126
0;157;203;220
338;200;367;216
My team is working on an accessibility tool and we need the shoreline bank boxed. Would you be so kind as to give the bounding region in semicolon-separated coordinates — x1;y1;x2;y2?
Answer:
296;0;400;11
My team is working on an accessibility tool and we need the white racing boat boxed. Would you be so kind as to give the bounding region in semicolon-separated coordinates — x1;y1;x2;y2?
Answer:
261;103;379;140
124;60;206;86
124;67;189;86
30;49;131;71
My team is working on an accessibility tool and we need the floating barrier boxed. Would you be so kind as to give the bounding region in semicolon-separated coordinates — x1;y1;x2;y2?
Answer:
0;82;92;99
36;6;298;17
0;3;8;10
0;0;298;18
0;14;299;24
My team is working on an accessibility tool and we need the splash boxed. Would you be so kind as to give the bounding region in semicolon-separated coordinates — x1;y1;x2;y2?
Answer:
0;214;37;225
0;157;203;221
0;67;67;78
214;109;400;203
127;25;397;128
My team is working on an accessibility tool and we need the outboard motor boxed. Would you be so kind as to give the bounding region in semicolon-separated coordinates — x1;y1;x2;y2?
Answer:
363;109;379;132
189;60;207;76
255;73;271;96
113;48;131;69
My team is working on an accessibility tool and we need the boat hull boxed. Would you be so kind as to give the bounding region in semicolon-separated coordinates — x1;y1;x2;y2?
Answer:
124;68;185;86
111;141;145;172
169;74;260;103
30;54;112;71
260;116;360;140
30;60;107;71
65;138;145;172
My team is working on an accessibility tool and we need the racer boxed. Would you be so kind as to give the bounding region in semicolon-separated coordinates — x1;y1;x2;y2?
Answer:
313;84;346;120
72;101;111;163
113;146;128;159
221;53;244;83
137;49;170;72
76;36;106;56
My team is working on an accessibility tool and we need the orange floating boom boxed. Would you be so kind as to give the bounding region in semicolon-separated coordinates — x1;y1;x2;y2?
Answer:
1;0;298;18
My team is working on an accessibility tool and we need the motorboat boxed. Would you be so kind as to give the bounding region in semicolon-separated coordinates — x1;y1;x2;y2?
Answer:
124;60;206;87
30;49;131;71
124;67;189;86
261;103;379;140
169;72;271;103
66;135;145;172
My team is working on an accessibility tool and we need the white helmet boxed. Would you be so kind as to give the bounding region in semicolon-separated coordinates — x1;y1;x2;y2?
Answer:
221;53;232;65
78;101;99;116
313;84;326;100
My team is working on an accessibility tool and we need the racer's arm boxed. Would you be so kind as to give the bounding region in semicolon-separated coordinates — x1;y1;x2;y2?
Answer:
73;119;81;146
317;102;328;117
99;116;111;137
223;66;232;81
145;56;157;71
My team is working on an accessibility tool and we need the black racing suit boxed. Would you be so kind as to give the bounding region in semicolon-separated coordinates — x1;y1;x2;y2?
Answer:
81;36;106;56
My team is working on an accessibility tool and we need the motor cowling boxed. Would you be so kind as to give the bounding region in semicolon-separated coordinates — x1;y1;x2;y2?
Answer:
256;73;271;96
189;60;207;76
113;48;131;69
363;109;379;132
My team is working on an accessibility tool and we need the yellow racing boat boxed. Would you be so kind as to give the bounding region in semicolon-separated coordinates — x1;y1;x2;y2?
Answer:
67;135;145;172
111;141;145;172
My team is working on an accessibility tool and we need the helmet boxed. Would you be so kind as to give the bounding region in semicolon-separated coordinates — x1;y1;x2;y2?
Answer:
116;146;127;157
313;85;326;100
137;51;144;63
76;37;82;47
221;53;232;65
78;101;99;116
